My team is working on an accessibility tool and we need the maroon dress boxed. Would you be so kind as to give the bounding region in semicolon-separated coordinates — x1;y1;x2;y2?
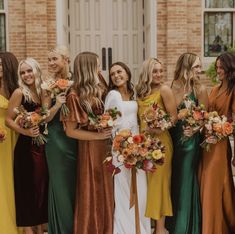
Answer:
14;98;48;226
64;91;114;234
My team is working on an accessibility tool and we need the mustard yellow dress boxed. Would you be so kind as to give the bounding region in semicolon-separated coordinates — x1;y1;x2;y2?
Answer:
0;95;21;234
138;91;173;220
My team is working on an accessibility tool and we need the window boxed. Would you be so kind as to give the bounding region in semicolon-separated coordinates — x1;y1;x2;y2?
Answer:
204;0;235;57
0;0;6;51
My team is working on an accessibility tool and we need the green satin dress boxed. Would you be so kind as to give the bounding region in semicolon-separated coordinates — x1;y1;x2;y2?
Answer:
166;93;201;234
45;105;77;234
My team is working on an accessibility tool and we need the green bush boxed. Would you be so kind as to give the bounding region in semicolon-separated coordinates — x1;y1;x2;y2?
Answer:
205;61;218;84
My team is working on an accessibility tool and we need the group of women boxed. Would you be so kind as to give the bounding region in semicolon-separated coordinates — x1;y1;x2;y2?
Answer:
0;46;235;234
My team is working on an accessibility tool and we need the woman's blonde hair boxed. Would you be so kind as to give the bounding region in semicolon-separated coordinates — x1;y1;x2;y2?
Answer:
18;58;42;103
136;58;162;98
73;51;103;113
48;45;71;79
172;52;201;97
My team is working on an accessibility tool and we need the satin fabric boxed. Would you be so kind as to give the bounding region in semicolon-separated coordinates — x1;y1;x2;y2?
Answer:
45;100;77;234
166;92;202;234
0;95;21;233
198;86;235;234
138;91;173;220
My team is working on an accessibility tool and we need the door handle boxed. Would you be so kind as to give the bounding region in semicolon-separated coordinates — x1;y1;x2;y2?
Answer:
108;47;112;69
102;47;106;70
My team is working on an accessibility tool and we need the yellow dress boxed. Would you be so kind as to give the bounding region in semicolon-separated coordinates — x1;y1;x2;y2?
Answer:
138;91;173;220
0;95;20;234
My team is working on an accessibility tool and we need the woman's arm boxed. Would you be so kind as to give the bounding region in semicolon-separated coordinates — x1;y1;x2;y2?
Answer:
41;89;66;122
160;85;178;124
5;89;39;137
65;121;112;141
198;85;209;110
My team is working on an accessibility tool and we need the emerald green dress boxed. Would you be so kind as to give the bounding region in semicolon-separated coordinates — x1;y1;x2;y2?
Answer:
166;93;201;234
45;104;77;234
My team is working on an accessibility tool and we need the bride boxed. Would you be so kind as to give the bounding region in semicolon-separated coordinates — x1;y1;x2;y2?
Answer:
105;62;151;234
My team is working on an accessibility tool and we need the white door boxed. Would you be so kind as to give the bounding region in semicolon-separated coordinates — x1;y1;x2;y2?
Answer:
69;0;144;83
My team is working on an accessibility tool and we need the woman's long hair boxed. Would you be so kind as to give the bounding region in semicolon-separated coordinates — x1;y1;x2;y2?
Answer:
73;51;103;113
18;58;42;103
0;52;19;98
171;52;201;97
215;52;235;95
136;58;162;99
108;61;134;100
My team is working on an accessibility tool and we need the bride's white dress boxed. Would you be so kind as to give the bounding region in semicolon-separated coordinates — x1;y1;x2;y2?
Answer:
105;90;151;234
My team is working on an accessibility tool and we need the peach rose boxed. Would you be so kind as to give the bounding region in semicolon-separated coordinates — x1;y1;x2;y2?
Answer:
193;110;203;121
118;129;132;138
56;79;69;90
30;112;42;125
178;108;189;119
212;123;223;133
222;122;233;136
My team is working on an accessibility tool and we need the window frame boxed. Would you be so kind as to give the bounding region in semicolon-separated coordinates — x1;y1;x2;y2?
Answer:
0;0;8;52
202;0;235;68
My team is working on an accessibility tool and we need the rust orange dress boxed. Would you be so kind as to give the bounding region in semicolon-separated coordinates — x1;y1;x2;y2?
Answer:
64;91;114;234
198;85;235;234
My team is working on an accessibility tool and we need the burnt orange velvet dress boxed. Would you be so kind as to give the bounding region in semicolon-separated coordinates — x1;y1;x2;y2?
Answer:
64;91;114;234
198;85;235;234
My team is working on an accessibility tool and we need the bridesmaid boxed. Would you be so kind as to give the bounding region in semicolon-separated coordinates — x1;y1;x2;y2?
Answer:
198;52;235;234
166;52;208;234
63;51;114;234
105;62;151;234
136;58;177;234
6;58;48;234
42;45;77;234
0;52;20;234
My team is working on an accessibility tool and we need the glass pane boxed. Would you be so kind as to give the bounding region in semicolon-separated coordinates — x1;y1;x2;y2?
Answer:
204;12;233;57
0;14;6;51
0;0;3;9
205;0;234;8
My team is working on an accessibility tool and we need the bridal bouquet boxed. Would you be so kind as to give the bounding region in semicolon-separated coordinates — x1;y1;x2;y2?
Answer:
88;107;122;130
0;126;7;142
41;78;74;117
142;103;173;131
14;105;49;146
104;129;165;175
178;94;207;142
200;111;234;151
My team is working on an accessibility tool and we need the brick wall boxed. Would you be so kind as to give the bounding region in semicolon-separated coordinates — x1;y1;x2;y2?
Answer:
8;0;56;71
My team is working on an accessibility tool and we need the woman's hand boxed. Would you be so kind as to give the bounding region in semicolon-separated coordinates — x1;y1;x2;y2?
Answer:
25;125;40;138
97;127;113;140
144;126;162;135
183;126;194;137
55;92;66;108
205;135;217;144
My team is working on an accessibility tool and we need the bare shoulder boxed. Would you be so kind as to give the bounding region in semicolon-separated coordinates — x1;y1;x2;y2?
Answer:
11;88;23;98
160;84;173;95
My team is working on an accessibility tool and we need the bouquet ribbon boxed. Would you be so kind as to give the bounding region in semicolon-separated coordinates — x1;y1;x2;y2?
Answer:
129;167;140;234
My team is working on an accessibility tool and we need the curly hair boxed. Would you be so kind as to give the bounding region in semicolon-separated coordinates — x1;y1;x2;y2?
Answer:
73;51;103;113
0;52;19;98
136;58;162;98
18;58;42;103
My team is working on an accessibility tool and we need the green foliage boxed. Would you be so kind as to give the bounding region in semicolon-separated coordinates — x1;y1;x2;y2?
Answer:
205;61;218;84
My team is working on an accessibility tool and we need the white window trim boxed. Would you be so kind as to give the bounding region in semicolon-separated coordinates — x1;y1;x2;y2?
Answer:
202;0;235;69
0;0;8;51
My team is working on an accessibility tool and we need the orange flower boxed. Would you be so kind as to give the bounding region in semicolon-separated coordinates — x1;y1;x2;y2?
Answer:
56;79;69;90
203;111;209;120
212;123;223;133
133;134;144;144
222;122;233;136
178;108;189;119
30;112;42;125
193;110;203;121
101;114;111;120
144;109;156;121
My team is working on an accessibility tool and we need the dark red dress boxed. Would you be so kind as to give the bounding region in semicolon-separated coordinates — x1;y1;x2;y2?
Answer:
14;98;48;226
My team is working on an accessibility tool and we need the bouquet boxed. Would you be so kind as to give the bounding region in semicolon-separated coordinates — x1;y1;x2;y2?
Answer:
14;105;49;146
142;103;173;131
88;107;122;130
0;126;7;142
200;111;234;151
41;78;74;117
104;129;165;175
178;94;207;142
